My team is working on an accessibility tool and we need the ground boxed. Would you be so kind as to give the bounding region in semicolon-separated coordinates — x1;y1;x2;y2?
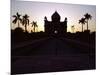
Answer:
11;37;95;74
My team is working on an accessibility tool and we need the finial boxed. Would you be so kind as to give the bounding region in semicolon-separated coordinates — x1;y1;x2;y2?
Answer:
44;16;47;20
65;17;67;21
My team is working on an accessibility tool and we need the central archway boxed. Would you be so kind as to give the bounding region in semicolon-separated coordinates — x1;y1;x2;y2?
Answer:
54;30;58;34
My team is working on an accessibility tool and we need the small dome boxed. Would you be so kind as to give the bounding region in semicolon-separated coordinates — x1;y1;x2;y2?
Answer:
51;11;60;21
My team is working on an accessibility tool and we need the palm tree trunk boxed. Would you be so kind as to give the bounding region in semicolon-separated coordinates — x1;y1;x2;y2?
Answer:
25;24;27;32
37;27;38;32
18;20;20;27
87;19;88;30
82;24;83;32
34;26;35;32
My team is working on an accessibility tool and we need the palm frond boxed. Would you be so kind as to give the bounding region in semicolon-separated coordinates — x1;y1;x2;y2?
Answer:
84;13;92;20
16;12;21;18
12;18;17;24
12;15;17;18
79;18;86;25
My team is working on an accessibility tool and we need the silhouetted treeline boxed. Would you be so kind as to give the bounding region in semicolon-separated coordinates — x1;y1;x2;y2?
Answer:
11;27;95;46
66;30;95;45
11;27;48;45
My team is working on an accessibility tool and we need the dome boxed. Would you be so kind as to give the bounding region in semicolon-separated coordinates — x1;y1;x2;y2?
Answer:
51;11;61;21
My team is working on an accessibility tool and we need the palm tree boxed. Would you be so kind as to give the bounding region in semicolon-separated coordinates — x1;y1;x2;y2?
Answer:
79;18;86;32
31;21;38;32
84;13;92;30
12;12;22;27
22;14;29;32
71;25;75;33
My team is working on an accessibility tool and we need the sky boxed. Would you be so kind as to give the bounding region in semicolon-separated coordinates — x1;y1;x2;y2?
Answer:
11;0;96;33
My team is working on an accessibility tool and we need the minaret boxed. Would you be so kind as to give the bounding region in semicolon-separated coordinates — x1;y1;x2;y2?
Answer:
64;17;67;32
44;16;48;32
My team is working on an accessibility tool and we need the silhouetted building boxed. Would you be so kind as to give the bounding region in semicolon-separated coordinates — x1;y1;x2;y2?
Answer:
44;11;67;36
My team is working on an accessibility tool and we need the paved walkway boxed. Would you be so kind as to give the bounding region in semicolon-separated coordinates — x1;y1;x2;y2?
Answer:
11;38;95;74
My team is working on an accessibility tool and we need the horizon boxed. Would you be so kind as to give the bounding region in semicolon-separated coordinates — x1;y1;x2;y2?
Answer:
11;0;96;33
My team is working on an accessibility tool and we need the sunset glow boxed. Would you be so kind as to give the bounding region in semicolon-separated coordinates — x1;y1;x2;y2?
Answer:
11;0;96;33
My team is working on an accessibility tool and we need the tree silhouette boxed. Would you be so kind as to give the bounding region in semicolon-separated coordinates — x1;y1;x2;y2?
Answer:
12;12;22;27
22;14;29;32
79;18;86;32
71;25;75;33
31;21;38;32
84;13;92;30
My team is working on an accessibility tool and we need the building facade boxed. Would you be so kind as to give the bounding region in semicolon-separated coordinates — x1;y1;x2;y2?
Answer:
44;11;67;36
